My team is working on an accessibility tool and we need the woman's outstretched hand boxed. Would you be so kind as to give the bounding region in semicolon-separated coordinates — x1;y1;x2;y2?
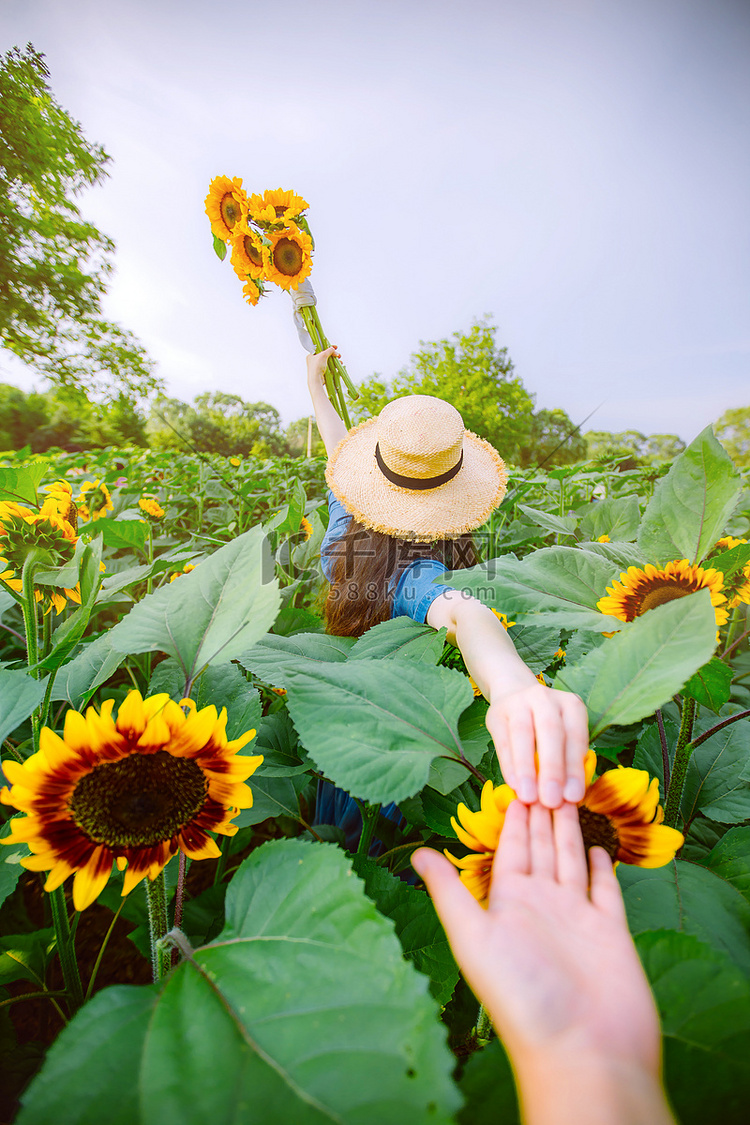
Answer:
413;801;673;1125
485;679;590;805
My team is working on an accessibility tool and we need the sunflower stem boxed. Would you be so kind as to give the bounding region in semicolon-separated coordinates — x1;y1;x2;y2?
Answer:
171;850;188;968
473;1003;493;1046
20;548;42;675
355;802;382;859
663;696;697;828
145;871;171;981
723;603;746;656
48;885;84;1014
212;836;229;887
655;709;670;791
85;897;127;1002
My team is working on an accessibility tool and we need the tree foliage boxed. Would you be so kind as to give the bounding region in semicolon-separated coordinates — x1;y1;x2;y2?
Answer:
714;406;750;468
0;44;160;400
0;382;147;452
147;392;289;457
584;429;686;468
354;319;588;467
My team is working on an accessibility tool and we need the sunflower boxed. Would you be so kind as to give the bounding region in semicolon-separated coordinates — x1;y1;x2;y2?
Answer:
242;277;264;306
205;175;248;241
0;500;80;614
138;496;165;519
300;516;313;541
169;563;196;583
443;752;683;907
596;559;729;628
1;691;262;911
229;220;266;280
263;223;313;291
247;187;309;225
43;480;78;530
77;479;113;523
707;537;750;607
714;536;748;551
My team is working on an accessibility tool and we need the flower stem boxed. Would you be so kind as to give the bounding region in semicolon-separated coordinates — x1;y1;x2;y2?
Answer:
145;871;171;981
655;709;670;791
85;897;127;1002
356;802;382;859
663;696;697;829
48;885;84;1014
20;548;42;674
723;603;746;655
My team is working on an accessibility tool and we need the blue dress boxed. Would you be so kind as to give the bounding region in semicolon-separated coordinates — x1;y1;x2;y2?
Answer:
314;491;455;853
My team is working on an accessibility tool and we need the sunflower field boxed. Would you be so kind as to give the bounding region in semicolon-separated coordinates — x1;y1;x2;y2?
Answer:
1;429;749;1125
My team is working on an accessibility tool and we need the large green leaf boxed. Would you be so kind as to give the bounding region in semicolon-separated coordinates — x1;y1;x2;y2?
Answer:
349;617;445;664
282;659;474;804
109;526;280;683
0;669;45;743
457;1039;519;1125
238;631;355;686
683;656;734;713
554;590;717;737
681;716;750;826
0;463;46;505
353;855;459;1005
448;546;620;619
619;859;750;973
95;518;149;552
19;840;461;1124
50;632;124;708
702;827;750;903
636;930;750;1125
233;772;310;828
516;503;578;537
195;663;261;741
578;495;640;542
638;426;741;565
506;622;562;673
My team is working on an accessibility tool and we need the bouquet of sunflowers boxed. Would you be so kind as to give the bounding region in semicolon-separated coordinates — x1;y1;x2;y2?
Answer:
204;178;357;426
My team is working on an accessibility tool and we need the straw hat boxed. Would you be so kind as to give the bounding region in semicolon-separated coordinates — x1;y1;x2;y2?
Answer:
326;395;508;541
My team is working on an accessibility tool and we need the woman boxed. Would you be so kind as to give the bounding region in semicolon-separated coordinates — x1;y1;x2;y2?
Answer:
307;345;589;811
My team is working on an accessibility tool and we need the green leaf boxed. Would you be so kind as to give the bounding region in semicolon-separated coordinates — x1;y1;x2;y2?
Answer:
681;715;750;826
448;547;620;620
457;1039;520;1125
0;817;30;911
516;503;578;537
195;663;261;741
282;659;474;804
420;779;479;836
636;930;750;1125
353;855;459;1005
20;840;461;1124
638;426;741;565
96;562;154;599
109;526;280;684
238;631;355;686
618;859;750;973
555;590;718;737
96;518;149;552
253;710;307;776
349;617;445;664
578;495;640;542
0;463;46;505
212;232;227;260
50;632;124;707
577;539;647;568
702;826;750;904
506;622;562;673
428;700;491;794
683;656;734;713
0;670;46;743
233;772;310;828
0;930;55;987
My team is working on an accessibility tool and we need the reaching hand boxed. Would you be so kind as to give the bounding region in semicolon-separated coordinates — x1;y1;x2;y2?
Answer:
485;681;590;806
413;801;663;1083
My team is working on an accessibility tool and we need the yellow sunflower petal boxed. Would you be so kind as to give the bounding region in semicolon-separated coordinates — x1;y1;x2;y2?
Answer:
72;847;113;911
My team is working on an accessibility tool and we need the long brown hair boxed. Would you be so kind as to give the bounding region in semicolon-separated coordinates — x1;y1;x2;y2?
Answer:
323;518;479;637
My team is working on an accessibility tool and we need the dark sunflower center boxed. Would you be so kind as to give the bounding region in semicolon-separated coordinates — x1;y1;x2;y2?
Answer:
637;583;692;614
243;236;263;266
578;806;619;860
220;193;240;229
273;237;303;276
69;750;208;848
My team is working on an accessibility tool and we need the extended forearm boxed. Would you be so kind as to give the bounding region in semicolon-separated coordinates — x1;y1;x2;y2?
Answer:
307;369;348;455
430;594;537;702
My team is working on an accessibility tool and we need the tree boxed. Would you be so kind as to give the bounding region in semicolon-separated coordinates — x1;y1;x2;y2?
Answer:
286;415;325;458
0;44;160;400
518;408;588;468
147;393;289;456
354;319;535;464
714;406;750;468
583;429;685;468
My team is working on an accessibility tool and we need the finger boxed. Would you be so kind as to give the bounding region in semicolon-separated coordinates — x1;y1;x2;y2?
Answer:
588;847;627;922
490;798;529;901
412;848;484;939
559;693;590;802
529;802;556;878
485;708;516;790
552;802;588;891
502;700;537;803
532;698;565;808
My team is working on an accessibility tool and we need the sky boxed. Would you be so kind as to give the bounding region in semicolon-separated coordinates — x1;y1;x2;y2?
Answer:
2;0;749;444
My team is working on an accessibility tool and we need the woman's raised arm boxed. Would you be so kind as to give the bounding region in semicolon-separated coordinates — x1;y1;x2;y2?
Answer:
306;346;348;456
